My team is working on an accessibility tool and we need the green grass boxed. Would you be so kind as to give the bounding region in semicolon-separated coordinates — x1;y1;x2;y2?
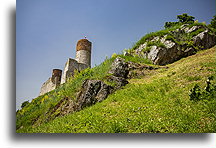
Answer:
131;30;168;50
118;54;152;65
17;47;216;133
16;53;153;130
131;24;183;50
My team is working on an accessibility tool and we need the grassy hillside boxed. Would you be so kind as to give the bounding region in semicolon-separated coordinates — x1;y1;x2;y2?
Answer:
16;54;151;130
17;46;216;133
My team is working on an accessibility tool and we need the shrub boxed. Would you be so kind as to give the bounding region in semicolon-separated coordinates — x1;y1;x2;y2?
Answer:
189;84;201;101
21;100;29;108
164;22;180;29
189;76;215;101
111;53;117;58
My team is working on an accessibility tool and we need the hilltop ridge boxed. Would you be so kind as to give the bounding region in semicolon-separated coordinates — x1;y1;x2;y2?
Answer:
16;14;216;133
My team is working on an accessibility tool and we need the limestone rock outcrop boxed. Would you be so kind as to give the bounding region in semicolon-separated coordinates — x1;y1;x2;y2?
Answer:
109;57;158;79
106;75;129;89
193;30;215;49
76;80;113;110
47;75;129;119
133;24;216;65
109;57;129;78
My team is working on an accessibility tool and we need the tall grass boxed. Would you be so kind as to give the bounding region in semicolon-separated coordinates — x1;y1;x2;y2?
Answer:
118;54;152;64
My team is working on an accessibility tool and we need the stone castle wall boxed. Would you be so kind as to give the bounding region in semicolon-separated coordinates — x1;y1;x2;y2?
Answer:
39;69;62;96
60;58;88;84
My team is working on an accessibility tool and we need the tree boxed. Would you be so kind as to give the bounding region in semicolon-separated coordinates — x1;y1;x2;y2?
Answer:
177;13;195;24
164;13;195;28
209;15;216;30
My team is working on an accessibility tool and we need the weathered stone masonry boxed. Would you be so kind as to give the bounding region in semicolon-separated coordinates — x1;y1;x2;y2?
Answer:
60;58;89;84
76;39;92;67
39;69;62;95
61;39;92;84
39;39;92;96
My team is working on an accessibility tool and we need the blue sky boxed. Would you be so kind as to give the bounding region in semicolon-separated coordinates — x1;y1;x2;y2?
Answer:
16;0;215;109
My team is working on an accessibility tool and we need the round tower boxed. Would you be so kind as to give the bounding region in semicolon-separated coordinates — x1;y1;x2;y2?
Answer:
75;39;92;67
51;69;62;83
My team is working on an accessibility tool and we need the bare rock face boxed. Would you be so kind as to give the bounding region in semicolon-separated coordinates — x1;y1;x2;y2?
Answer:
193;30;216;49
145;34;198;65
109;57;129;78
146;42;184;65
48;57;131;119
106;75;129;89
76;58;132;110
76;80;113;110
44;80;114;121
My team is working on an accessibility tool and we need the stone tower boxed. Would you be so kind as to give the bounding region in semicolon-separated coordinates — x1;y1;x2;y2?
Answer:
40;38;92;94
75;39;92;68
51;69;62;84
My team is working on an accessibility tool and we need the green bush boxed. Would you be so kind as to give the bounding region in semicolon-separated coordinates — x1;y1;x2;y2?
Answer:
209;15;216;32
189;76;215;101
21;100;29;108
164;22;181;29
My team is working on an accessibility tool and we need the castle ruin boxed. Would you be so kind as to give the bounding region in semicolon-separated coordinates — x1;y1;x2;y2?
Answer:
39;39;92;96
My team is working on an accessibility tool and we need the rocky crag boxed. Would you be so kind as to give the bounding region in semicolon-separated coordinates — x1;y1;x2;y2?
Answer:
127;23;215;65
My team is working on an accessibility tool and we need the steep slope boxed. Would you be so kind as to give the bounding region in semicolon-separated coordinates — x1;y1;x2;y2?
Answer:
16;54;151;129
17;46;216;133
